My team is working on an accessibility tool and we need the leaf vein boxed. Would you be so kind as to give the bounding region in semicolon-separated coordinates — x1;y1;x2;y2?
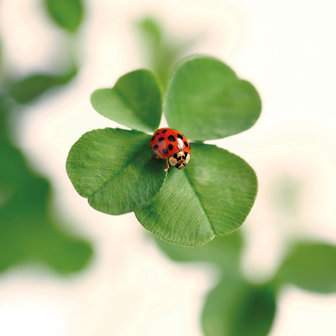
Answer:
183;170;215;236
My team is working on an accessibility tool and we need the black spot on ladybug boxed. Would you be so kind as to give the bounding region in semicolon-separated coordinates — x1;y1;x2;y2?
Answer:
184;141;188;147
173;153;178;159
158;137;164;143
162;129;167;133
162;149;168;154
153;145;158;150
168;135;175;142
155;132;160;136
168;144;174;151
177;134;183;139
151;136;155;141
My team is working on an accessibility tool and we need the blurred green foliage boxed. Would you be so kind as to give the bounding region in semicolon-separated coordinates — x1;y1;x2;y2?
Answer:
0;0;93;274
0;100;93;273
276;242;336;293
223;284;276;336
9;66;78;103
157;229;336;335
202;280;276;336
156;233;277;336
0;94;10;141
136;17;193;89
155;229;242;268
0;140;92;272
45;0;83;32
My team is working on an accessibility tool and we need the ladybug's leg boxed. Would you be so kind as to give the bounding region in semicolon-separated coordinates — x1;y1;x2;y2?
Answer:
150;155;160;160
163;159;169;173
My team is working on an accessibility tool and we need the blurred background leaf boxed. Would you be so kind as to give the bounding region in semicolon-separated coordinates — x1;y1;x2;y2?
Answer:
155;230;242;270
224;284;276;336
156;228;277;336
136;17;194;89
45;0;84;32
0;0;92;275
202;280;276;336
9;66;78;104
0;94;11;141
0;140;93;273
275;242;336;293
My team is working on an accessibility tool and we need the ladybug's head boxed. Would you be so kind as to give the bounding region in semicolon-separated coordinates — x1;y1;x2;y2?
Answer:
168;151;190;170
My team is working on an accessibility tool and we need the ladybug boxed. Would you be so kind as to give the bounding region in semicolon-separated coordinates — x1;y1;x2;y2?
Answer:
150;128;191;172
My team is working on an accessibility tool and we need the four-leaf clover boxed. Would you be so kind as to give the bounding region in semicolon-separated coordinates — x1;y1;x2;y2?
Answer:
66;55;261;246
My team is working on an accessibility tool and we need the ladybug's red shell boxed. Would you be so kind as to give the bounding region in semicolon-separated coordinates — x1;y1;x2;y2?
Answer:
150;128;190;159
150;128;191;171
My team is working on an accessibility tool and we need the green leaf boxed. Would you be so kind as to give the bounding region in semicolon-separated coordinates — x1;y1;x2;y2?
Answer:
154;230;242;270
91;70;162;133
9;67;77;104
202;280;276;336
66;128;167;215
45;0;83;32
164;55;262;141
135;143;257;246
276;242;336;293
